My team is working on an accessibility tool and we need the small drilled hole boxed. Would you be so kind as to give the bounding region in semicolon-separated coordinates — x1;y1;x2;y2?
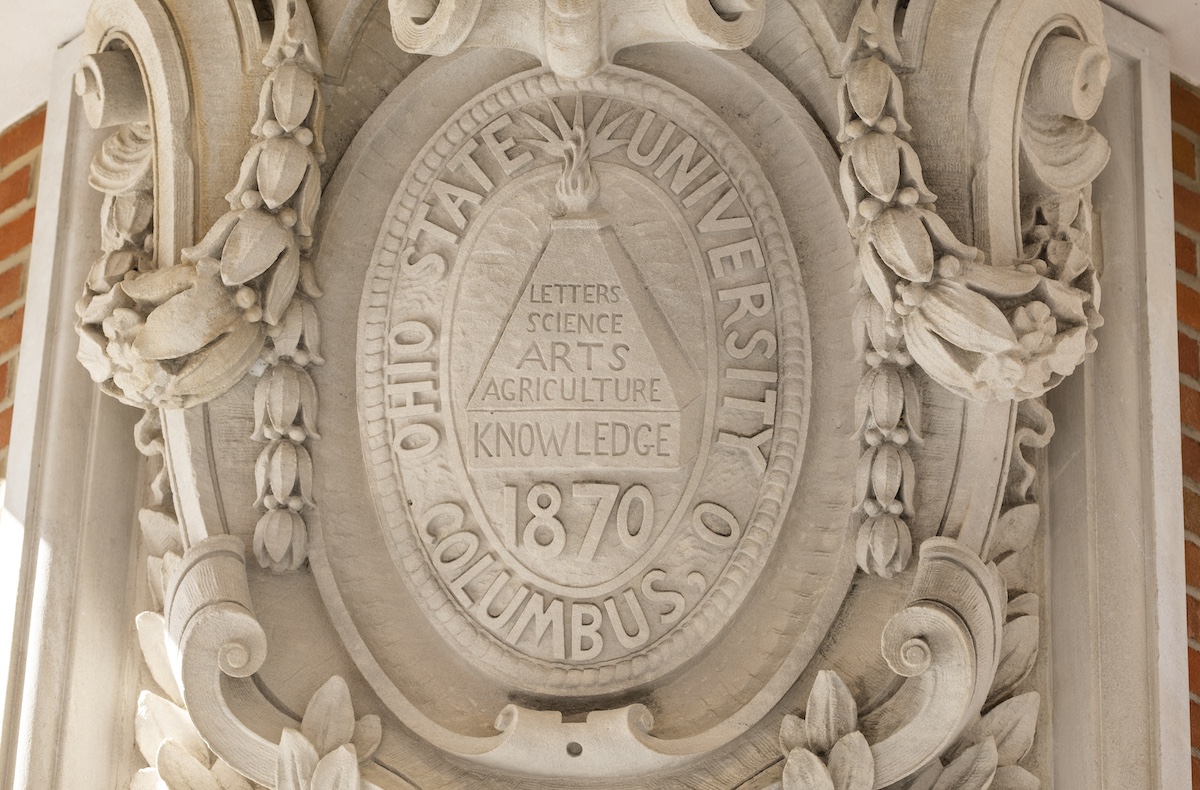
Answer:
566;742;583;757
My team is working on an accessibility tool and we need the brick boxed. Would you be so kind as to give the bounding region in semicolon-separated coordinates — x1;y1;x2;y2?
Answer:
1190;541;1200;588
1193;756;1200;790
1192;696;1200;748
0;308;24;358
1180;233;1198;276
0;210;34;262
0;362;12;402
1177;132;1198;178
1186;489;1200;537
1181;281;1200;333
1190;594;1200;641
1182;332;1200;378
1175;80;1200;136
1184;385;1200;431
0;166;31;215
0;109;44;170
0;267;25;310
1179;183;1200;234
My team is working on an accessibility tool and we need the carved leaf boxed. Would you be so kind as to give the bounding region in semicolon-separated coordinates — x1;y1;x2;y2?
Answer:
1007;593;1040;620
254;508;307;571
136;611;183;706
351;715;382;763
147;555;166;612
296;443;315;507
846;56;894;127
991;765;1040;790
272;62;318;133
901;367;923;442
968;693;1040;766
122;265;198;306
987;504;1040;561
136;269;243;361
850;133;901;202
136;691;207;768
263;245;302;326
258;137;312;209
300;298;323;363
211;760;254;790
80;282;135;326
805;671;858;756
302;676;356;757
139;507;183;557
1034;278;1089;325
268;364;302;435
87;250;142;294
269;440;299;500
827;731;873;790
220;209;293;287
783;748;835;790
907;760;944;790
854;367;877;435
896;140;937;203
779;713;809;755
77;324;115;382
987;616;1040;707
274;300;306;360
255;443;272;506
870;365;905;433
298;367;321;438
869;208;934;283
277;728;319;790
183;213;242;264
869;444;904;507
295;165;323;238
860;243;899;309
903;317;985;398
918;209;983;262
854;446;875;511
168;320;266;406
956;262;1041;300
131;767;160;790
857;514;911;579
157;740;220;790
917;280;1019;354
932;739;998;790
311;745;360;790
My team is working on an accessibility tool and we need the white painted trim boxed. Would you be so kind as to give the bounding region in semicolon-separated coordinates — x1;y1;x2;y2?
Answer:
0;35;144;790
1047;5;1189;789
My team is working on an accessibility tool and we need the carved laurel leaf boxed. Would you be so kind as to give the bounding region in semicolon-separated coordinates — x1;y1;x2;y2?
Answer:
300;298;323;363
783;748;835;790
903;318;981;397
991;765;1040;790
906;760;944;790
860;243;899;309
1007;592;1040;620
351;715;382;764
136;691;207;768
168;320;266;407
269;440;299;500
136;611;183;706
827;731;873;790
136;273;243;362
311;745;360;790
780;713;809;754
277;728;319;790
967;693;1040;766
987;616;1039;707
157;740;220;790
302;676;356;757
956;262;1041;300
805;671;858;756
932;738;998;790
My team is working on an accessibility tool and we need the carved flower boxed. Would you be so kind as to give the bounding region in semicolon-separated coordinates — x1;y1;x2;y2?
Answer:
277;676;382;790
856;513;912;579
1012;301;1056;355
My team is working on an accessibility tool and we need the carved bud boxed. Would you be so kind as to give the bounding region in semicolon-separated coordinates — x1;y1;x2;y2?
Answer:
254;507;308;572
856;513;912;579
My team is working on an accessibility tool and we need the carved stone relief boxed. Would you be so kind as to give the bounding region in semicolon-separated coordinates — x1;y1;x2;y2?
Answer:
68;0;1111;788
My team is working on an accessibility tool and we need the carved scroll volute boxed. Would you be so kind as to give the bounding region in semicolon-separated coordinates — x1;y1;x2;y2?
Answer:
165;536;290;786
388;0;764;80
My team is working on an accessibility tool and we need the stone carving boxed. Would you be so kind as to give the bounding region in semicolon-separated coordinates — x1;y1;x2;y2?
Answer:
66;0;1113;787
833;2;1107;406
388;0;765;79
360;69;804;696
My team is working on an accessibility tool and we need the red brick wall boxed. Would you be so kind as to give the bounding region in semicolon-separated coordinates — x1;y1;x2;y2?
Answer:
0;108;42;478
1173;77;1200;789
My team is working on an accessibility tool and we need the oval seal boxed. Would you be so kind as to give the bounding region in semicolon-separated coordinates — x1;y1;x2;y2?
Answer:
359;68;808;695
